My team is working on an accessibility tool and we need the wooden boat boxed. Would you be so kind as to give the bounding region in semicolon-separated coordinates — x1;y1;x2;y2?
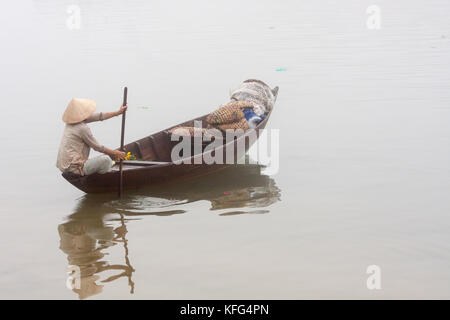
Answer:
63;90;278;193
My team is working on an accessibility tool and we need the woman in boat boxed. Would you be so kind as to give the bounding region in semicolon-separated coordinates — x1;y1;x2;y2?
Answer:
56;98;127;176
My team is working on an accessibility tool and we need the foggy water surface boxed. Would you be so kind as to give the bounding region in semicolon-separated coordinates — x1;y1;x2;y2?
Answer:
0;0;450;299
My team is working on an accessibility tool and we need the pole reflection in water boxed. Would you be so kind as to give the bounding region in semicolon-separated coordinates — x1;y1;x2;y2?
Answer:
58;163;281;299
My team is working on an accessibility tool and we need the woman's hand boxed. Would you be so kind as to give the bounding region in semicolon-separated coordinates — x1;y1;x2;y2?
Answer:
116;105;128;116
104;148;127;161
102;106;128;120
112;150;126;160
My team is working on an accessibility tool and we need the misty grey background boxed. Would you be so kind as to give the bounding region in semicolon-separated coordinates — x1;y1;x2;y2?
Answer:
0;0;449;299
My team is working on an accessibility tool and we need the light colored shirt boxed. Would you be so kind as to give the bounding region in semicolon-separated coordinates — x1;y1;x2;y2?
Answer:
56;112;105;174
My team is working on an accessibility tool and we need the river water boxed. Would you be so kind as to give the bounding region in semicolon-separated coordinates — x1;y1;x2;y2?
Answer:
1;0;450;299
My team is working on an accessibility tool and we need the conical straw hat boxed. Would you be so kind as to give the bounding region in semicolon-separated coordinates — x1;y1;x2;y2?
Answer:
62;98;97;124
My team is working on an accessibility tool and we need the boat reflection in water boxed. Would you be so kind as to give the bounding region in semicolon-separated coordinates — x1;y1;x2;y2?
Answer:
58;163;281;299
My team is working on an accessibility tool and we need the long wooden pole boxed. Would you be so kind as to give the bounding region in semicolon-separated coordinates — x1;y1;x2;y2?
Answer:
119;87;128;197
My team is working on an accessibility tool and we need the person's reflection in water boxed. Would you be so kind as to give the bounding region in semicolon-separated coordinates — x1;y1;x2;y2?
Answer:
59;162;280;299
58;206;135;299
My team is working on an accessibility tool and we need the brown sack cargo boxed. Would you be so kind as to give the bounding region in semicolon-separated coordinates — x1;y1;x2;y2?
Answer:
168;126;208;137
206;101;254;125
